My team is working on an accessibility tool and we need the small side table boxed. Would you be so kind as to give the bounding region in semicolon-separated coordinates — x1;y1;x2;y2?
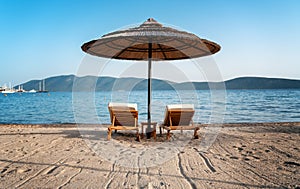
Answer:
141;122;157;139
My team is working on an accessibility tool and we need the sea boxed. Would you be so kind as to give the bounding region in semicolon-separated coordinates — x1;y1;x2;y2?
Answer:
0;89;299;124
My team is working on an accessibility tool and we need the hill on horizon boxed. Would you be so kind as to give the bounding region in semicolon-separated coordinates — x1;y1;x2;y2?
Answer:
17;75;300;92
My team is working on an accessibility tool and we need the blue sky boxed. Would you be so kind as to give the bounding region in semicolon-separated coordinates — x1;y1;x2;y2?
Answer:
0;0;299;85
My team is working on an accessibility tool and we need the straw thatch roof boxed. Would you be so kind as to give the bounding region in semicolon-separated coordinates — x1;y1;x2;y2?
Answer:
81;18;221;60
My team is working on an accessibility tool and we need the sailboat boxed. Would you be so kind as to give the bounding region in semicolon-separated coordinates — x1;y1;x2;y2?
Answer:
38;80;48;93
16;85;25;93
1;83;16;94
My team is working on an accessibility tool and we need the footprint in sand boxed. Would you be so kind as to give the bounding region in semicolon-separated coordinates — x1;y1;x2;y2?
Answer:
277;166;283;170
42;166;58;175
252;156;260;160
233;145;245;151
17;168;31;174
0;167;9;174
284;161;300;167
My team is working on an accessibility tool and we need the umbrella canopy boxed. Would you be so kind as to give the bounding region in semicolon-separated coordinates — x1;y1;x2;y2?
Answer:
81;18;221;136
82;18;220;60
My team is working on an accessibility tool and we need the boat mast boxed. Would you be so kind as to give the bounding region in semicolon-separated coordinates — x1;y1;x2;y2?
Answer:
43;80;45;91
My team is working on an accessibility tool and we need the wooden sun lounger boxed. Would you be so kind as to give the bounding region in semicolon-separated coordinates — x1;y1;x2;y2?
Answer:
159;104;199;140
108;103;140;141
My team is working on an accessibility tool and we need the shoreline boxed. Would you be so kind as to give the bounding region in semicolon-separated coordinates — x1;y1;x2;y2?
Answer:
0;121;299;128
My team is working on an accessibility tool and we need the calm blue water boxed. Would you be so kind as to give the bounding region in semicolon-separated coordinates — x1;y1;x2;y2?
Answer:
0;90;299;124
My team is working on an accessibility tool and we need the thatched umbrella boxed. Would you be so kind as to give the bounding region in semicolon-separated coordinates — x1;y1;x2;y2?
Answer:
81;18;221;137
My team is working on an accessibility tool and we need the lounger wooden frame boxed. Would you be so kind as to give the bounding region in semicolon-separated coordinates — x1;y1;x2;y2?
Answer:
160;108;199;140
108;107;140;141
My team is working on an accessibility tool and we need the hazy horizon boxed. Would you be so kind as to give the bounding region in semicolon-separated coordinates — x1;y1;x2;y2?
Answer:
10;73;300;88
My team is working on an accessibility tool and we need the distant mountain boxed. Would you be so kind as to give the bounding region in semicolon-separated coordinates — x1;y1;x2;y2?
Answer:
225;77;300;89
18;75;300;92
20;75;75;92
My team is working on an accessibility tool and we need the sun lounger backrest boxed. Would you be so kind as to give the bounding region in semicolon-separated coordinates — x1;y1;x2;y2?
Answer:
111;109;138;126
108;102;138;126
163;104;194;126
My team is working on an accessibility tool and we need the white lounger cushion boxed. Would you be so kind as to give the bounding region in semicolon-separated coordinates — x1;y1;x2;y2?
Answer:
108;102;137;110
166;104;194;110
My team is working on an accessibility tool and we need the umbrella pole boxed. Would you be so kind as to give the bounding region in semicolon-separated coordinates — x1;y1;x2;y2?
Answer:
147;42;152;139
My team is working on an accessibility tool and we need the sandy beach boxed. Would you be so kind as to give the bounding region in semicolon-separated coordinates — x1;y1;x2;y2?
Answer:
0;122;299;188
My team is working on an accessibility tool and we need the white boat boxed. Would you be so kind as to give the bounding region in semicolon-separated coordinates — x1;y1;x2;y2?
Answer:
28;89;37;93
1;83;16;94
2;90;15;94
